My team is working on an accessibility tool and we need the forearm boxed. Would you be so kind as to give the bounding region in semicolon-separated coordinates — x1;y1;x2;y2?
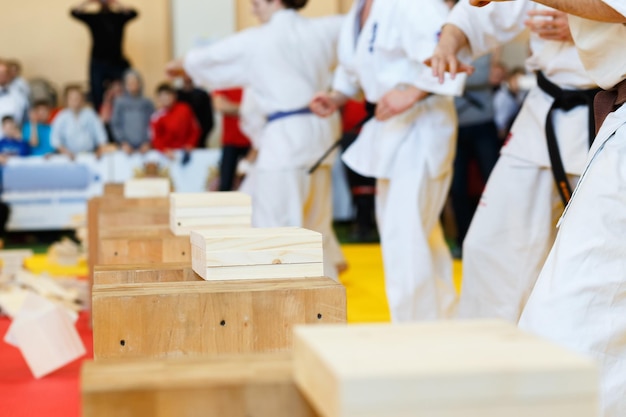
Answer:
71;0;92;12
439;24;471;57
533;0;626;22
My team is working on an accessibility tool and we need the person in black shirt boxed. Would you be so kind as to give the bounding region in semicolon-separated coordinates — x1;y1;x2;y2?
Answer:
176;76;214;148
71;0;138;111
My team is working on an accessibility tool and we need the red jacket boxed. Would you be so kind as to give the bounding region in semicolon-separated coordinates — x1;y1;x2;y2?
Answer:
150;102;200;151
213;89;251;148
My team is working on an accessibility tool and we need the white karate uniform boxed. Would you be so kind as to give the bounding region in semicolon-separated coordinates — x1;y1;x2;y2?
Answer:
447;0;599;322
519;5;626;416
184;10;345;280
334;0;465;321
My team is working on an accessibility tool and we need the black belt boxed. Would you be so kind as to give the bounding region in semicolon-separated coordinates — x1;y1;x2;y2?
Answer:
308;101;377;175
536;71;601;206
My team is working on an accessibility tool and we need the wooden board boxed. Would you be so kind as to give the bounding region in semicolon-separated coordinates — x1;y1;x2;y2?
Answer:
190;228;324;281
169;192;252;236
98;234;190;265
93;263;200;285
82;354;319;417
293;321;599;417
124;178;171;198
92;277;346;360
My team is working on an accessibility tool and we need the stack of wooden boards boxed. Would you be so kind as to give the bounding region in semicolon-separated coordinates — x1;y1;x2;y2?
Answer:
83;186;347;415
83;185;598;417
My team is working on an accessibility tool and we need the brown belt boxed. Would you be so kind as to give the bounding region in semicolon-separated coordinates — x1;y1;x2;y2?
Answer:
594;78;626;133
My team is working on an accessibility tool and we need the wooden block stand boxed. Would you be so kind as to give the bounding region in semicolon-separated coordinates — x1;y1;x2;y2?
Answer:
92;264;346;360
82;354;319;417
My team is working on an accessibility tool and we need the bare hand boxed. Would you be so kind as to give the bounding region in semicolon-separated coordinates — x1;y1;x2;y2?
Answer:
375;86;426;121
525;10;573;42
121;142;134;155
424;49;474;84
139;142;151;154
165;59;186;79
310;92;342;118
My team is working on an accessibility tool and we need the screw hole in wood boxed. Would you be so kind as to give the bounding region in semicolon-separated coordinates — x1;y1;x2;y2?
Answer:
317;313;323;320
120;340;126;346
220;320;226;327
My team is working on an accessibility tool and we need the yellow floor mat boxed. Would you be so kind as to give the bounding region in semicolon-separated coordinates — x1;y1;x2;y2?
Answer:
24;254;88;278
339;244;462;323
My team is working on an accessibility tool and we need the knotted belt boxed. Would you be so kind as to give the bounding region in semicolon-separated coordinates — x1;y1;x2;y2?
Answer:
308;102;377;175
593;78;626;134
536;71;601;206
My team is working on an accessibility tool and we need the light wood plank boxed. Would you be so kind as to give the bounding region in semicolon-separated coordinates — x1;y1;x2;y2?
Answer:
124;178;171;198
293;321;599;417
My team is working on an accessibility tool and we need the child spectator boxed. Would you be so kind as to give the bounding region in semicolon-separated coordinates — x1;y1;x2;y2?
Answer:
150;83;199;154
7;60;30;103
0;116;30;156
22;101;55;156
111;70;154;153
51;85;107;158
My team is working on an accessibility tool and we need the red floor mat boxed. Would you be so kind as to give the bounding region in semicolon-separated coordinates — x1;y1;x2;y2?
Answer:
0;312;93;417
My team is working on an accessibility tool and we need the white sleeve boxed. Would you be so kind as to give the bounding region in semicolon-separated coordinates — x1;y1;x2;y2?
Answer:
601;0;626;17
447;0;531;59
183;29;256;90
50;113;64;149
400;0;467;96
92;112;108;147
332;9;361;97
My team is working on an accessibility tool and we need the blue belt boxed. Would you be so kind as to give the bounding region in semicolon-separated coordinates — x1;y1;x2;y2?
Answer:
267;107;312;123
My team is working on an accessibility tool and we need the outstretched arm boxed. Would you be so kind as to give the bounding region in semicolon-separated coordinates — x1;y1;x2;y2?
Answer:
471;0;626;23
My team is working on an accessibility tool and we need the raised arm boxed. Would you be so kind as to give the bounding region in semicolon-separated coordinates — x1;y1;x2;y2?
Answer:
472;0;626;23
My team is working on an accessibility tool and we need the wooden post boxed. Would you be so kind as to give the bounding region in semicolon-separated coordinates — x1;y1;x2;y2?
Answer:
92;269;346;360
82;354;319;417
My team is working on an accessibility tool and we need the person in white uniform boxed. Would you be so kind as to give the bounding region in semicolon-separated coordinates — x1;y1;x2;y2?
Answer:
311;0;466;321
427;0;600;322
166;0;346;280
438;0;626;414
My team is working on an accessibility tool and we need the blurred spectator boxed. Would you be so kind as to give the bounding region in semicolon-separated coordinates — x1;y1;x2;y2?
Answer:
111;70;154;153
213;89;250;191
51;85;107;158
99;79;123;142
176;76;214;148
0;61;28;126
489;62;507;90
451;54;501;251
150;83;200;153
494;67;528;140
7;60;31;103
71;0;138;110
0;116;29;156
22;101;55;156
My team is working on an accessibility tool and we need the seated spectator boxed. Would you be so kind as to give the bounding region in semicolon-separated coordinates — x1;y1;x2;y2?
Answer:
112;70;154;153
99;79;124;142
22;101;55;156
150;83;199;154
176;76;213;148
51;85;107;158
7;60;31;102
0;61;28;126
0;116;29;156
